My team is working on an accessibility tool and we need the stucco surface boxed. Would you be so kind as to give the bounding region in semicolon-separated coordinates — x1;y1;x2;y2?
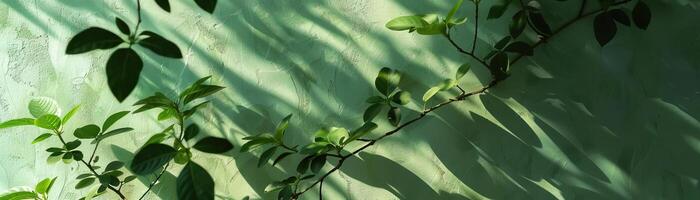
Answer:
1;0;700;199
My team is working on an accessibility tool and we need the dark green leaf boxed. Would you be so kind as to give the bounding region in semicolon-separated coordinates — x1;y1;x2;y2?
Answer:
32;133;53;144
76;173;93;179
275;114;292;141
106;48;143;102
510;10;527;38
102;170;124;177
155;0;171;12
137;31;182;58
272;152;293;166
74;124;100;139
75;178;95;189
594;12;617;46
183;101;209;119
528;12;553;36
490;52;510;72
93;127;133;143
363;103;384;122
278;186;293;200
130;143;176;175
177;161;215;200
104;161;124;172
34;114;61;130
115;17;130;35
504;41;533;56
193;137;233;154
374;67;401;96
495;36;511;50
123;175;137;183
257;146;278;167
310;155;326;173
365;96;385;104
487;0;512;19
632;1;651;30
66;27;123;54
184;124;200;141
133;92;175;113
388;107;401;127
296;155;314;174
194;0;217;13
98;175;120;187
182;85;225;104
102;111;130;131
239;136;276;152
71;151;84;161
46;147;63;153
65;140;81;150
0;118;35;129
610;9;630;26
346;122;377;144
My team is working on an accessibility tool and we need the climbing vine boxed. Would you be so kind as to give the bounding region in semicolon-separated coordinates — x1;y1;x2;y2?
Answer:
0;0;654;199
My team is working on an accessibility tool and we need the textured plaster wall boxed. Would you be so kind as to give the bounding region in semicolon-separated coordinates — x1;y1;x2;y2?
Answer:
1;0;700;199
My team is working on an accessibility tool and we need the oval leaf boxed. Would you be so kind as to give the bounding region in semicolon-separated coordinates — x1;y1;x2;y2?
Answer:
74;124;100;139
194;0;217;13
363;103;384;122
422;86;441;102
310;155;326;174
106;48;143;102
632;1;651;30
32;133;53;144
130;143;176;175
115;17;130;35
155;0;171;12
257;146;278;167
137;31;183;58
34;115;61;130
193;137;233;154
102;111;130;131
385;15;428;31
66;27;123;54
28;97;61;118
594;12;617;46
177;162;215;200
387;107;401;127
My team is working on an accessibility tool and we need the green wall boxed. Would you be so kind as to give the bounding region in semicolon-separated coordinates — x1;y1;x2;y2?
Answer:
1;0;699;199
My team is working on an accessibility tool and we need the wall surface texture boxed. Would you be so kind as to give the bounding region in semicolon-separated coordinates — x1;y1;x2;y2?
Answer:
1;0;700;199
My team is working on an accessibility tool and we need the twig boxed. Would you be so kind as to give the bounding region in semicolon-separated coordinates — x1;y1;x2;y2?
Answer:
138;162;171;200
470;2;479;53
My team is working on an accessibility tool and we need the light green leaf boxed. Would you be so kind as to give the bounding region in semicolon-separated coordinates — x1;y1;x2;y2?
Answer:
385;15;429;31
102;111;129;131
274;114;293;141
62;105;80;125
416;14;446;35
346;122;378;144
423;86;441;102
446;0;465;23
375;67;401;96
439;79;458;91
157;108;178;121
34;115;61;130
28;97;61;118
327;127;350;146
174;148;192;164
0;118;35;129
32;133;53;144
35;177;57;194
391;91;411;105
0;189;37;200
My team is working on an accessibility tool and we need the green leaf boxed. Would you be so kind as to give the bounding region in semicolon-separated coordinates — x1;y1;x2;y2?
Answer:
115;17;130;35
65;140;81;150
102;170;124;177
594;12;617;46
157;108;178;121
177;161;215;200
385;15;429;31
272;152;293;166
193;137;233;154
375;67;401;96
34;114;61;130
75;178;96;189
62;105;80;124
66;27;123;54
416;15;447;35
300;142;330;155
510;10;527;38
310;155;326;173
104;161;124;172
123;175;137;183
183;101;209;119
32;133;53;144
445;0;465;23
28;97;61;118
275;114;292;141
365;96;385;104
74;124;100;139
296;155;314;174
528;11;553;36
391;91;411;105
133;92;175;113
102;111;130;131
423;86;441;102
174;148;192;165
93;127;133;144
106;48;143;102
130;143;176;175
257;146;278;167
439;79;458;90
495;36;511;50
326;127;350;146
490;52;510;72
632;1;651;30
182;85;225;104
610;9;630;26
278;186;293;200
194;0;217;13
35;177;56;194
137;31;182;58
76;173;93;179
0;118;35;129
455;63;471;80
504;41;533;56
487;0;512;19
363;103;384;122
240;135;276;152
180;76;212;98
0;190;38;199
155;0;171;12
346;122;377;144
184;124;200;141
98;175;119;187
387;107;401;127
71;151;84;161
265;181;289;193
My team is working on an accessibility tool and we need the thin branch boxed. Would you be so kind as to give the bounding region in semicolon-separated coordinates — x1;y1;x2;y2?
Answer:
319;179;324;200
445;31;490;68
292;0;635;197
470;2;479;53
138;162;171;200
578;0;588;17
133;0;143;35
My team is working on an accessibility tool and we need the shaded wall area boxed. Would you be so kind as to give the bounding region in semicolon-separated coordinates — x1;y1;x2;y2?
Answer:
0;0;699;199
